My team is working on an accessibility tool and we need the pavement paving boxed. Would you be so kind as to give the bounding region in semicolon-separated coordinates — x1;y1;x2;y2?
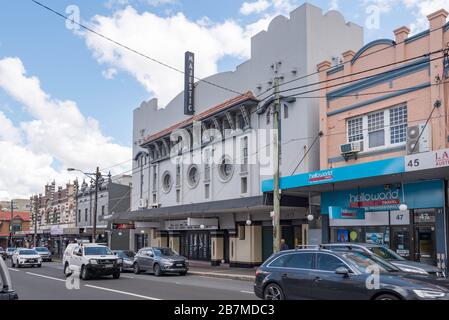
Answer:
7;261;259;300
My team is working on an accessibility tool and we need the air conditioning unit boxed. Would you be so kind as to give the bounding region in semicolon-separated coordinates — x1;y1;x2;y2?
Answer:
340;141;364;155
137;199;147;209
407;124;432;155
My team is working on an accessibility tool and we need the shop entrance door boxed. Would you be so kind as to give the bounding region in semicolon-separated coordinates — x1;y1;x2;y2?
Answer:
390;226;412;260
414;226;436;265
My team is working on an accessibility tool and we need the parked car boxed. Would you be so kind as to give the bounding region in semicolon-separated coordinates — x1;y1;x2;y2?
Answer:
32;247;52;262
5;248;16;260
63;242;122;280
133;247;189;276
254;248;449;300
322;243;444;277
0;255;18;300
11;249;42;268
113;250;135;272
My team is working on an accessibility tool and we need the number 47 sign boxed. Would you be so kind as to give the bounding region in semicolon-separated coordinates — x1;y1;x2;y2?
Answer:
405;148;449;172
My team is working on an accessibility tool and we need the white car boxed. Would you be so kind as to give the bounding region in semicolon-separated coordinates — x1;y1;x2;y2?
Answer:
11;249;42;268
63;242;122;280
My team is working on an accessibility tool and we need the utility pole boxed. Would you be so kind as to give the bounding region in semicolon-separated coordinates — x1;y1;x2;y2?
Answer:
9;200;14;247
92;166;100;244
272;77;281;253
34;197;38;248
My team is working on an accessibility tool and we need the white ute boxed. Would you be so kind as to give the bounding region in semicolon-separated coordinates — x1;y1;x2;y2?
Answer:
63;242;122;280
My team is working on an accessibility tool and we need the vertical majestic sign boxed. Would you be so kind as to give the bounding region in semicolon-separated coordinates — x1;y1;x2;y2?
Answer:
184;51;195;115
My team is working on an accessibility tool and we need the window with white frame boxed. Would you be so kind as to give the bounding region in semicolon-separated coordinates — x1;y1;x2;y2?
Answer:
346;104;407;151
390;104;408;144
241;136;249;173
347;117;363;142
368;111;385;148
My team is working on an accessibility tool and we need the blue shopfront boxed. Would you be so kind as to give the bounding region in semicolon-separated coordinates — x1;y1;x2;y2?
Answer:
262;156;449;269
322;180;445;266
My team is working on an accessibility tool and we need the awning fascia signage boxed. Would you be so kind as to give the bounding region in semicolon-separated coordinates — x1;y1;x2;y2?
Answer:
262;157;404;192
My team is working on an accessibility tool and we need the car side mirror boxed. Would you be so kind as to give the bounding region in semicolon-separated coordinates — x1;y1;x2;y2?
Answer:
335;267;350;277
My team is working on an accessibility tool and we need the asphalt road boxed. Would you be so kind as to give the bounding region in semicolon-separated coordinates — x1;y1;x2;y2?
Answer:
7;261;258;300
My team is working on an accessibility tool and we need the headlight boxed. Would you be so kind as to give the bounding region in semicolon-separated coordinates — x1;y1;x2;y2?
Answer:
413;290;446;299
401;267;428;275
163;261;173;267
89;259;98;265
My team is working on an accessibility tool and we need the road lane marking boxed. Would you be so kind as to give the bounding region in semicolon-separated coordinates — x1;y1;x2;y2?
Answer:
240;290;255;294
121;275;135;279
8;268;19;272
84;285;161;300
26;272;66;282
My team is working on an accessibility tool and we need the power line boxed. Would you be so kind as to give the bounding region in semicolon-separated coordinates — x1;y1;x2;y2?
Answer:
257;22;449;97
290;132;322;176
31;0;248;98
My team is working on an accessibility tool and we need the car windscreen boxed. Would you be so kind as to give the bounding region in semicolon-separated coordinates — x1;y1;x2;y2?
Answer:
339;251;400;273
35;247;49;252
369;246;405;261
7;248;15;252
154;248;177;256
19;250;38;255
84;246;113;256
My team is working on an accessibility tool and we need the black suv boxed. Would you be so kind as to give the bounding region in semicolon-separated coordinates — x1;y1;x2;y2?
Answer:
254;249;449;300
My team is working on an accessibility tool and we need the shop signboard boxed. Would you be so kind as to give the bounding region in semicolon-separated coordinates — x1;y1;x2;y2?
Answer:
329;206;365;220
405;148;449;172
321;180;444;214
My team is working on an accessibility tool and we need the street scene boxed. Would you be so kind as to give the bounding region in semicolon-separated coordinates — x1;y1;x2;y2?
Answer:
2;0;449;308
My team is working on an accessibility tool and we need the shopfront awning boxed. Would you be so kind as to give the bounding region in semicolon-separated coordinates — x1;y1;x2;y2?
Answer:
262;150;449;197
105;195;308;223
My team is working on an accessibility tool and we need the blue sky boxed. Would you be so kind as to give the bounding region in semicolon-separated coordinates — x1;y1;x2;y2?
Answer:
0;0;445;199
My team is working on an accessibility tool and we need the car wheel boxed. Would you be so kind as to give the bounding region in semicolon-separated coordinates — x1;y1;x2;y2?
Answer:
64;263;72;277
81;265;90;280
133;263;141;274
113;271;120;279
153;264;163;277
38;264;42;268
264;283;285;301
375;294;400;301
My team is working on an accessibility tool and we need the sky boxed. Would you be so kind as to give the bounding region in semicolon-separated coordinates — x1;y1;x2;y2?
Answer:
0;0;448;200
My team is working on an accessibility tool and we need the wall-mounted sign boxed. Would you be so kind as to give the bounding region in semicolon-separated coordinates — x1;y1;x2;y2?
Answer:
308;170;334;183
184;51;195;115
329;206;366;220
405;148;449;172
112;223;135;230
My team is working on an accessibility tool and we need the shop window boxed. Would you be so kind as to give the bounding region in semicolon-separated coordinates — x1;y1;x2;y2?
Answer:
238;225;245;241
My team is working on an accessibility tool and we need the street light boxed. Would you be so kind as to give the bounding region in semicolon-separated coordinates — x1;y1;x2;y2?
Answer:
67;167;108;243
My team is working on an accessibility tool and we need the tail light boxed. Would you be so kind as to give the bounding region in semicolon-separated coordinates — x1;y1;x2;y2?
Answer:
255;269;268;277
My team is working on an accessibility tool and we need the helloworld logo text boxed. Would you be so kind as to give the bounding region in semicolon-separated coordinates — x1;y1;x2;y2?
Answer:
349;190;401;209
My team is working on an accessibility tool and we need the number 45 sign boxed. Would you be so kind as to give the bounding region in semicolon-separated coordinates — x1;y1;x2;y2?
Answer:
405;148;449;172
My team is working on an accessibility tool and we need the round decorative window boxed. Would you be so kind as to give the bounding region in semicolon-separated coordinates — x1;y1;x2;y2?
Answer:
162;171;172;193
218;156;234;182
187;165;200;188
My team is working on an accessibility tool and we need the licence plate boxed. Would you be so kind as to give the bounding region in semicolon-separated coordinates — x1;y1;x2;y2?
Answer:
176;264;183;267
105;264;113;268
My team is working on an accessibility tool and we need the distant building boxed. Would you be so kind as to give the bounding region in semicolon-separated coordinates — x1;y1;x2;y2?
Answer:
76;174;131;249
0;211;31;248
30;181;78;257
0;199;31;213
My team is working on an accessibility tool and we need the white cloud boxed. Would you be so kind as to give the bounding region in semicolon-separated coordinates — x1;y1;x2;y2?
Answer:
0;57;131;200
82;3;299;107
329;0;339;10
82;7;258;106
240;0;271;15
364;0;449;32
102;67;118;79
